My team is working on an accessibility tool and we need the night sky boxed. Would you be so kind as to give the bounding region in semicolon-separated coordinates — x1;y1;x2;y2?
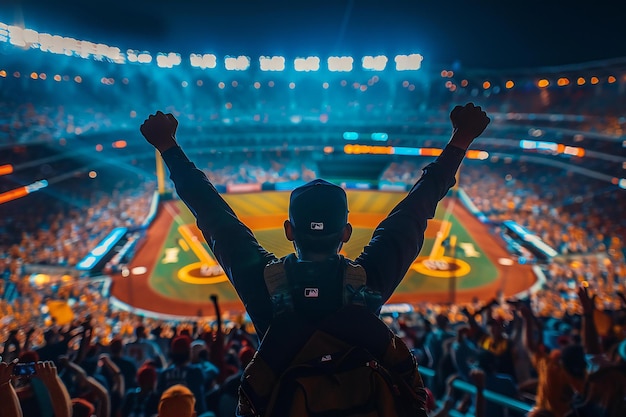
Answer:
1;0;626;70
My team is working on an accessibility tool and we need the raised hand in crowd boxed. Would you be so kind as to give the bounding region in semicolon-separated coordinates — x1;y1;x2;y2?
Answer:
469;368;486;417
0;360;21;417
34;361;72;417
577;285;597;315
577;285;602;354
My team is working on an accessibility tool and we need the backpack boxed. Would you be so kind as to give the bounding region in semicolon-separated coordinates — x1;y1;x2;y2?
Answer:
237;256;428;417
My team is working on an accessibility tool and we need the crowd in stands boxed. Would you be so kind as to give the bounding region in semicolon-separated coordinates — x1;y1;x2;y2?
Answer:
2;58;626;415
1;285;625;417
1;144;624;415
198;152;318;185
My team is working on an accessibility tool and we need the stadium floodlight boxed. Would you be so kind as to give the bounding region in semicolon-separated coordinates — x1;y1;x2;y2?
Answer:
394;53;423;71
78;41;97;59
8;25;26;47
371;132;388;141
127;50;139;63
0;22;8;42
620;179;626;189
137;51;153;64
23;28;38;44
190;53;217;69
38;33;54;53
328;56;354;72
362;55;388;71
343;132;359;140
260;56;286;71
157;52;182;68
225;55;250;71
294;56;320;72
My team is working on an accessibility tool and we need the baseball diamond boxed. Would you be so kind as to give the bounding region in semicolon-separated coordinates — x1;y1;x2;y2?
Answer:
110;190;536;318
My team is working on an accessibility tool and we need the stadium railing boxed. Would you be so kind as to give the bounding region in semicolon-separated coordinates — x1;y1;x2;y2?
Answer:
419;366;533;416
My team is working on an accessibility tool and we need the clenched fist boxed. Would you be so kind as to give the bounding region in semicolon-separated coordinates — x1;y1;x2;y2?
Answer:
449;103;490;149
140;111;179;153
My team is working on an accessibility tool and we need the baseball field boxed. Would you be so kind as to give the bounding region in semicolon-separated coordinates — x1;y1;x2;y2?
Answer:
110;190;536;318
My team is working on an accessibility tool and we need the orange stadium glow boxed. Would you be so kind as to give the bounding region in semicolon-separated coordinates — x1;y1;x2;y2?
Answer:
0;186;28;205
0;164;14;176
420;148;443;157
344;144;393;155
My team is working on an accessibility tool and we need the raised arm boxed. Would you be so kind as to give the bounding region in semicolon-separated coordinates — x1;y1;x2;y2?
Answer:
99;354;125;398
62;359;111;417
577;285;601;355
356;103;490;301
0;361;22;417
519;304;541;354
210;294;227;383
34;361;72;417
140;112;276;335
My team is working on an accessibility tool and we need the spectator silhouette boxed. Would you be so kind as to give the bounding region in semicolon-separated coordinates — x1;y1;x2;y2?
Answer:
140;102;490;416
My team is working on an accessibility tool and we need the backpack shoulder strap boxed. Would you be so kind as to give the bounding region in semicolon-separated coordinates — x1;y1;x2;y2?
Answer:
264;256;293;315
342;259;368;307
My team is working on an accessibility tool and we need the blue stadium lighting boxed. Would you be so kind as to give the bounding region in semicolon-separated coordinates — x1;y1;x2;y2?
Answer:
343;132;359;140
25;179;48;193
76;227;128;271
328;56;354;72
259;56;286;71
294;56;320;72
394;54;423;71
362;55;388;71
536;141;558;152
393;147;421;156
371;132;388;141
620;179;626;189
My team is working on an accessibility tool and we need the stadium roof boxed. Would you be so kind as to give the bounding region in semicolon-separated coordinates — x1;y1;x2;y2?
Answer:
1;0;626;71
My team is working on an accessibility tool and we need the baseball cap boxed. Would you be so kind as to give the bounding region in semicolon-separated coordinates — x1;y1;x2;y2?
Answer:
289;179;348;237
171;335;192;355
158;384;196;417
136;364;158;388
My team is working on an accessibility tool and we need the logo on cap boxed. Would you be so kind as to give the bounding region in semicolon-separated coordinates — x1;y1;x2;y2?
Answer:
310;222;324;230
304;288;319;297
